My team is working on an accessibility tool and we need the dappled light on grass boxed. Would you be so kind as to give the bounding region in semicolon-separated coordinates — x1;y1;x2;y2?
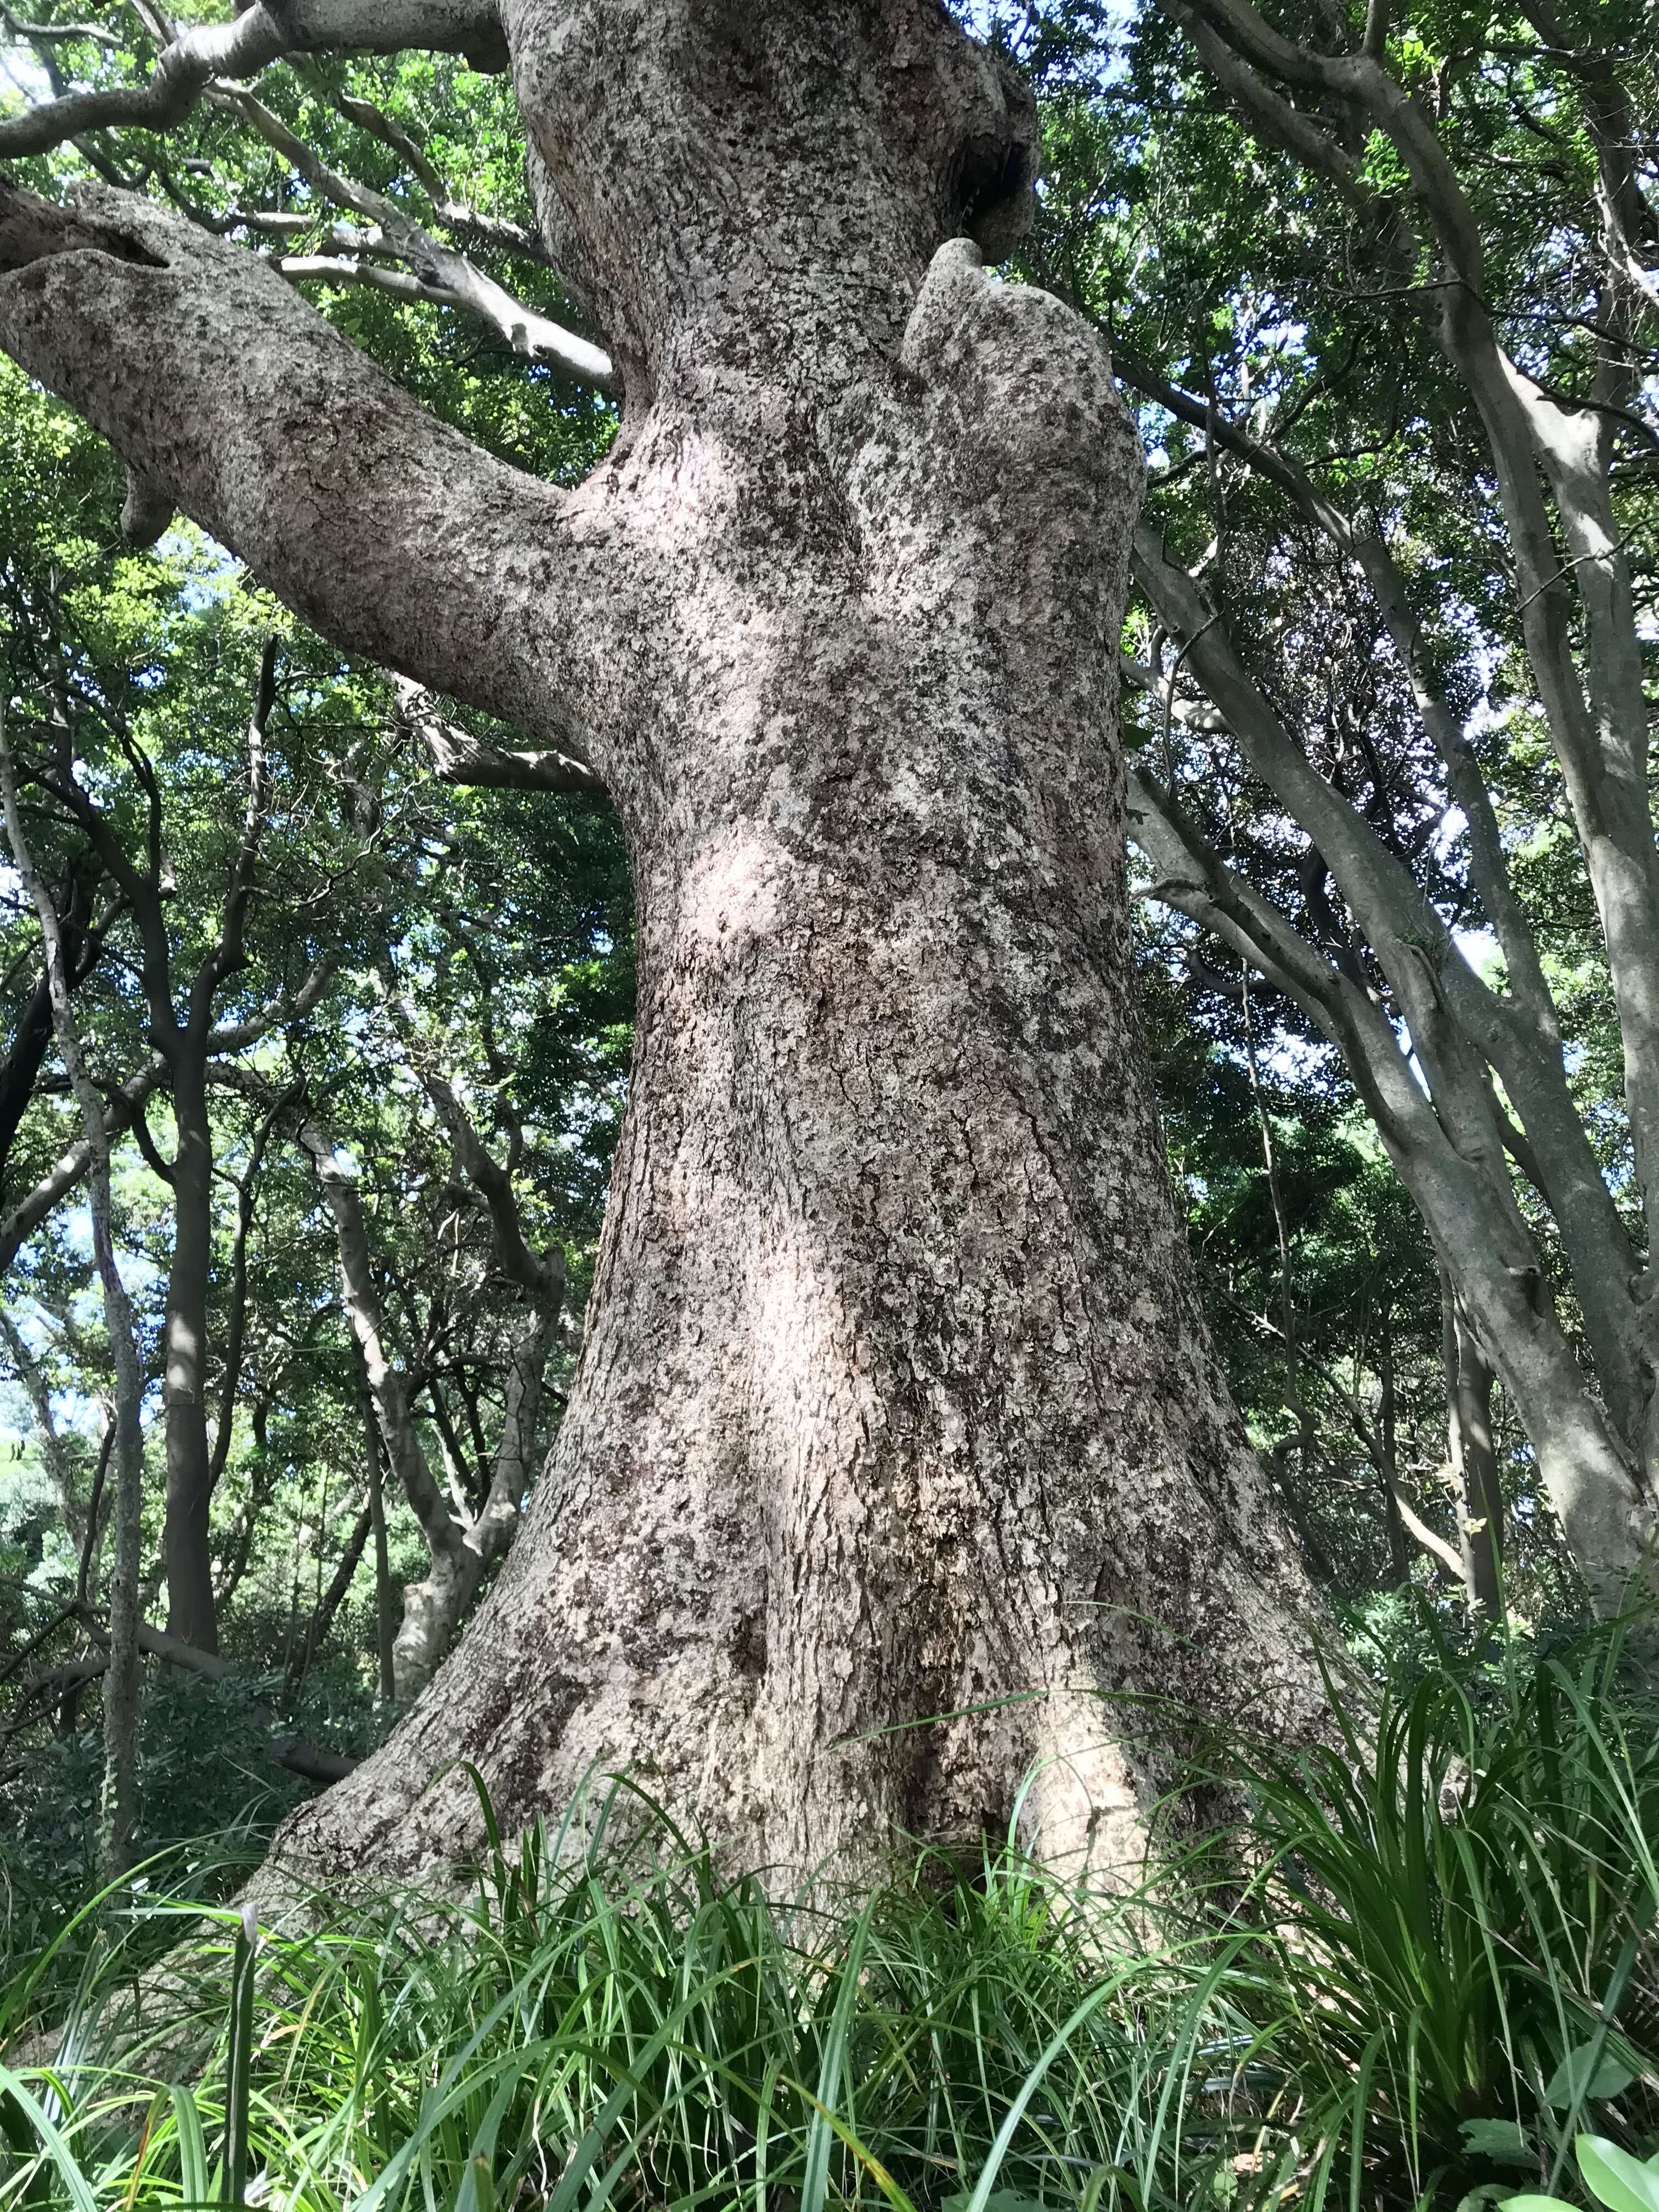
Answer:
2;1624;1657;2211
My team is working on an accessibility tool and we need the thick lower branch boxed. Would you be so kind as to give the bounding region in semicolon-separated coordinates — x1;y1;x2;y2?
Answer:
0;184;617;756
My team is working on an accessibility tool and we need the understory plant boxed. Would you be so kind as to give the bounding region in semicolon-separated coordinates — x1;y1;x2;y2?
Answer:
1172;1619;1659;2205
0;1627;1654;2211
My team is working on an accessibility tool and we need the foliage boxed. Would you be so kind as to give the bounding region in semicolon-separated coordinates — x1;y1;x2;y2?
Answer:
1504;2136;1659;2212
1015;0;1659;1613
0;1656;369;2009
1173;1618;1659;2204
1;1629;1655;2211
0;356;633;1801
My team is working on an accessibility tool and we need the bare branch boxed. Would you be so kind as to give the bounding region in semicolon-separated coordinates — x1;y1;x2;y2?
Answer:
206;958;334;1054
397;678;607;797
295;1111;459;1556
216;82;616;389
1131;526;1644;1410
70;1610;360;1782
1385;1472;1465;1579
1155;0;1371;203
420;1070;564;1304
1;12;119;47
0;0;507;159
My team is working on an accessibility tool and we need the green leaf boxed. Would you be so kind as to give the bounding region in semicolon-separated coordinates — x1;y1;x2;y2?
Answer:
1496;2199;1576;2212
0;2063;99;2212
455;2155;495;2212
1544;2046;1639;2108
1462;2120;1533;2167
943;2198;1050;2212
1576;2137;1659;2212
171;2085;209;2209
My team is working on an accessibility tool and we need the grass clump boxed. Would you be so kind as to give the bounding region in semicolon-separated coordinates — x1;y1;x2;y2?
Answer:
0;1625;1655;2210
1181;1623;1659;2205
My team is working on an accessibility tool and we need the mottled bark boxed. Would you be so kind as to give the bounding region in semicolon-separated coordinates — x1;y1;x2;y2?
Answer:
2;0;1331;1885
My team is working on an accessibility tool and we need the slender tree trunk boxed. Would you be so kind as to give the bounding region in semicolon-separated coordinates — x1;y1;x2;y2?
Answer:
301;1115;558;1695
162;1053;219;1650
368;1439;397;1708
1457;1318;1503;1619
287;1497;374;1695
1442;1269;1503;1621
1378;1314;1410;1586
1242;966;1318;1487
353;1342;399;1706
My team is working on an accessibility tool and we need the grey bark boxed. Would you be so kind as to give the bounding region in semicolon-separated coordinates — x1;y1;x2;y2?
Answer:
1126;0;1659;1622
0;0;1333;1883
1442;1271;1503;1622
1378;1316;1410;1587
365;1412;397;1708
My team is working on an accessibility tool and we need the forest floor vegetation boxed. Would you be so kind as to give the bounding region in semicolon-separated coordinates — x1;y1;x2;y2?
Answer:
1;1620;1655;2212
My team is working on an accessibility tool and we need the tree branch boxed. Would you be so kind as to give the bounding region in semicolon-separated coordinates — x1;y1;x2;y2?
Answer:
0;0;507;159
396;678;607;797
0;1059;165;1273
66;1610;360;1782
215;81;615;390
420;1070;565;1305
295;1111;463;1559
1131;526;1644;1421
0;184;619;759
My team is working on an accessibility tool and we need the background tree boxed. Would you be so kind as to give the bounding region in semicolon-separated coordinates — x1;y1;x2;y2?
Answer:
1010;0;1659;1613
0;362;629;1885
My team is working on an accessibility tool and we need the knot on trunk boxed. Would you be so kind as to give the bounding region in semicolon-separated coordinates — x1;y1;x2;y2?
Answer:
946;57;1039;262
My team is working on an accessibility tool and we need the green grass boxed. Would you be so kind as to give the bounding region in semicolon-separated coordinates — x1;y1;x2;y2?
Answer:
1;1626;1655;2211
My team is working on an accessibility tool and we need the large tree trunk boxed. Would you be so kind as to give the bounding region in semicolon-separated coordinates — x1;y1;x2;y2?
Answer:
268;1;1326;1889
285;662;1328;1874
2;0;1331;1886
